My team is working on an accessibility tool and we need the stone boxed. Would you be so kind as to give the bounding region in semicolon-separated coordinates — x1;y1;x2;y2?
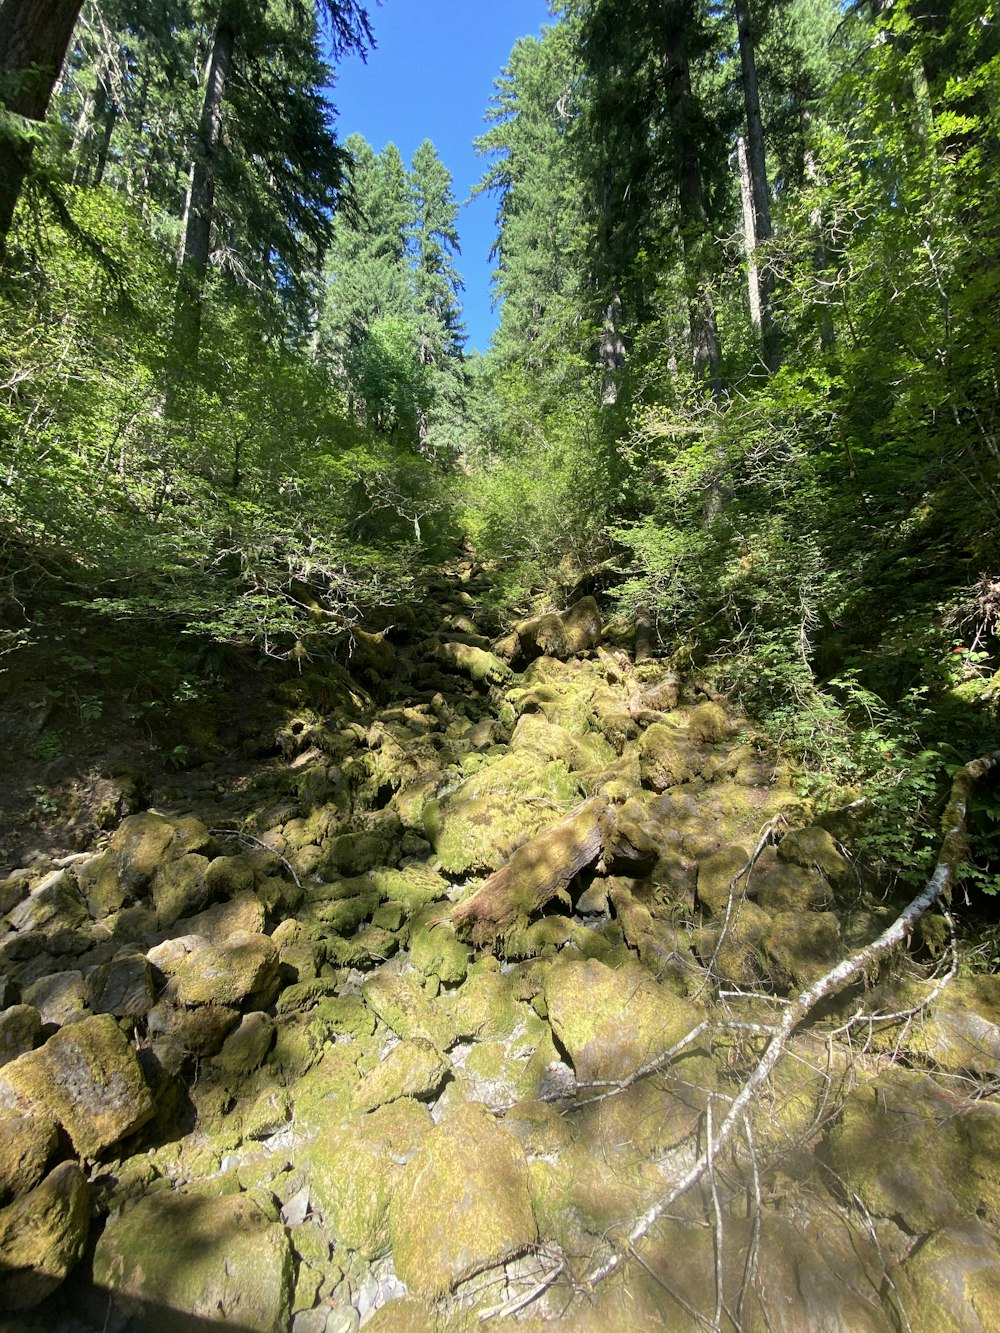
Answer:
0;1013;155;1159
407;913;469;985
213;1011;275;1077
177;890;267;943
696;845;752;915
764;911;841;988
369;865;450;913
0;1109;57;1204
93;1190;293;1333
87;953;156;1017
389;1101;537;1298
7;870;87;935
362;1299;437;1333
638;723;693;791
0;1005;40;1066
22;970;88;1028
686;701;734;743
147;999;240;1062
448;966;521;1040
150;853;211;927
154;930;278;1008
778;824;850;882
543;958;705;1083
306;1098;433;1258
111;812;176;891
353;1040;450;1113
0;875;28;917
363;970;457;1052
515;597;602;662
894;1221;1000;1333
205;854;258;896
0;1161;90;1310
76;850;125;920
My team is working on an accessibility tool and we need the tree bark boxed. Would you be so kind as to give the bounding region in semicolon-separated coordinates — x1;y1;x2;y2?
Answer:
0;0;84;248
734;0;780;371
173;11;236;363
659;2;722;392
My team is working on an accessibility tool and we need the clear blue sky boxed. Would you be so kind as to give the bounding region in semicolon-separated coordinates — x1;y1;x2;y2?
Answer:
327;0;553;354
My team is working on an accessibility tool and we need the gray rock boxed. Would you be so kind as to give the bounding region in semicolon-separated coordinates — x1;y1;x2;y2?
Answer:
23;971;88;1028
0;1161;90;1310
87;953;156;1017
0;1004;40;1066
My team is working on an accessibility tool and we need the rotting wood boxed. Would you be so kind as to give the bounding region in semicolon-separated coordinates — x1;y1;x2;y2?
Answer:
450;796;616;946
635;603;655;663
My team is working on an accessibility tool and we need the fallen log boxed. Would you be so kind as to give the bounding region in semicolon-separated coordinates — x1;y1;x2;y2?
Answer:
450;796;616;946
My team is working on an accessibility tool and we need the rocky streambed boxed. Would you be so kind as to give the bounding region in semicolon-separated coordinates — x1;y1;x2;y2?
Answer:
2;564;1000;1332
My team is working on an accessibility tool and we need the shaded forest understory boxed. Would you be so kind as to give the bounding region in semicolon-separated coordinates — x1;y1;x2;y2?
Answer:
2;0;1000;1327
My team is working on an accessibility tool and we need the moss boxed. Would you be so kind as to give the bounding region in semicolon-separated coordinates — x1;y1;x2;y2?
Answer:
425;754;584;875
763;910;841;988
693;900;772;987
353;1039;450;1112
638;723;693;791
362;970;457;1051
0;1014;155;1160
543;958;705;1084
0;1162;90;1312
778;825;850;882
408;910;470;984
686;701;733;743
894;1222;1000;1333
448;967;522;1040
92;1191;293;1333
369;865;449;912
389;1101;537;1298
305;1098;433;1258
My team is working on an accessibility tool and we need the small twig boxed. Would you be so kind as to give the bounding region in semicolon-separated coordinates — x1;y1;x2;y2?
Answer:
210;827;302;890
706;1100;725;1331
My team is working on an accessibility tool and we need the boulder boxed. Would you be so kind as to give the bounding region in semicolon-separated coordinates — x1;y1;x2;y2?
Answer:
0;1109;57;1204
543;958;705;1083
389;1101;537;1298
515;597;602;663
0;1005;40;1066
111;812;176;891
362;970;457;1052
212;1011;274;1077
7;870;87;935
778;824;850;882
22;970;88;1028
638;723;693;791
0;1013;155;1159
894;1221;1000;1333
150;853;212;927
93;1190;293;1333
86;953;156;1017
0;1161;89;1310
305;1098;433;1258
696;845;752;916
150;930;278;1008
353;1040;450;1113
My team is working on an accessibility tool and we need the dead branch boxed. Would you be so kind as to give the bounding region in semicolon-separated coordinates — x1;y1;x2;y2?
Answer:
587;749;1000;1287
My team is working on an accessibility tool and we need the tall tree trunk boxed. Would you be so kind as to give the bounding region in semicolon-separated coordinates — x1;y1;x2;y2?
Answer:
737;135;763;334
600;292;626;406
172;11;236;364
660;3;722;392
734;0;780;371
0;0;84;250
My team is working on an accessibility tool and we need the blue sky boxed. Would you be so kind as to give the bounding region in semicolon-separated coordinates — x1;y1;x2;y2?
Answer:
328;0;553;353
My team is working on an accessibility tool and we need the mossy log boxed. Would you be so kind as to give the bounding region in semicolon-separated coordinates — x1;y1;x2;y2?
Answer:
450;796;616;946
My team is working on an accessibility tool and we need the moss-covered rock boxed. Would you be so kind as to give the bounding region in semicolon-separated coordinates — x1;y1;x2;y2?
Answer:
408;910;470;984
693;900;772;987
894;1222;1000;1333
448;965;521;1040
353;1039;449;1112
154;930;279;1008
542;958;705;1083
435;641;511;685
686;701;734;744
0;1013;154;1159
150;853;212;927
362;970;457;1051
696;845;752;915
389;1101;537;1297
369;864;449;913
823;1071;971;1232
777;824;850;882
305;1098;433;1258
7;869;87;936
212;1011;274;1077
764;910;841;988
0;1109;57;1204
750;849;831;914
638;723;693;791
0;1161;89;1311
93;1190;293;1332
425;755;584;875
515;597;602;662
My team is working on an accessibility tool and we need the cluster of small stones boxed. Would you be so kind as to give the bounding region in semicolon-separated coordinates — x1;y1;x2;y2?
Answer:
2;565;1000;1332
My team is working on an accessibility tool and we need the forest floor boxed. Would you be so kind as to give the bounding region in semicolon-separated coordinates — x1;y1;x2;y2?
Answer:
2;560;1000;1332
